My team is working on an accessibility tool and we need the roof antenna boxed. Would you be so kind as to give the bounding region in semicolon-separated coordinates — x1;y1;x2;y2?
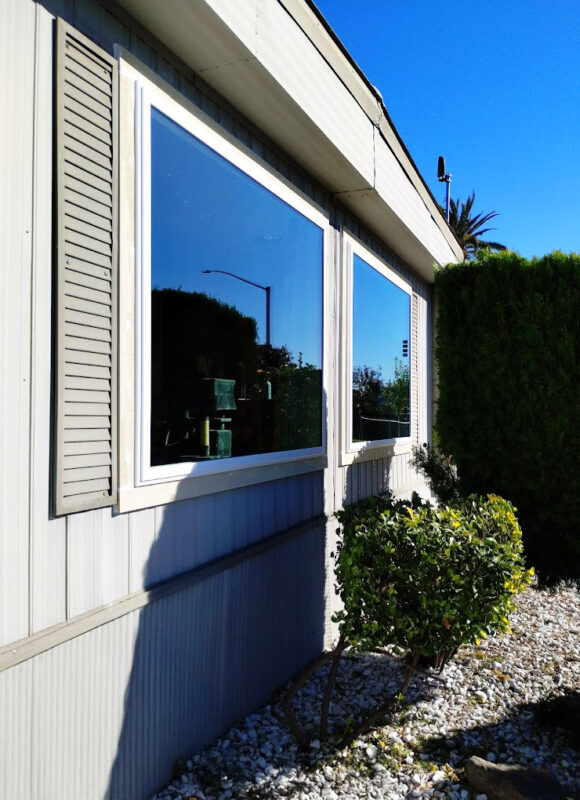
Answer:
438;156;452;222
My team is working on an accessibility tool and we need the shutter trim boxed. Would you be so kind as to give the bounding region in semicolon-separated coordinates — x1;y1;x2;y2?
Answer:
411;292;419;445
54;19;118;515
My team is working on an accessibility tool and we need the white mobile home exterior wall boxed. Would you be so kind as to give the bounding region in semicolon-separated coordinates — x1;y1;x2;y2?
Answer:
0;1;461;797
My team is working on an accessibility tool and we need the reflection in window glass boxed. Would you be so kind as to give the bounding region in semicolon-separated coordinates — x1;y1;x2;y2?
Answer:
352;254;410;443
150;108;323;467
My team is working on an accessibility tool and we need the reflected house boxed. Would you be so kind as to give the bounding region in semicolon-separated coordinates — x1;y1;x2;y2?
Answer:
0;1;463;799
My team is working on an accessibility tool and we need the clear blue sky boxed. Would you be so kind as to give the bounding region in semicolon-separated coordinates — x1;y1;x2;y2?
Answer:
314;0;580;259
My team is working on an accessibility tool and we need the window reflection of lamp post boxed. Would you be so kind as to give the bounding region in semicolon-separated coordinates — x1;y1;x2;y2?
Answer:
201;269;271;346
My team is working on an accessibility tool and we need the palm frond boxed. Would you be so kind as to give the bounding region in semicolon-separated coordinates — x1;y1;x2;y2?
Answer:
447;191;506;259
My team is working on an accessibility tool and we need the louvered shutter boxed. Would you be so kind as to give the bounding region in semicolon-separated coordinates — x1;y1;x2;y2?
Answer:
410;292;419;444
54;19;118;515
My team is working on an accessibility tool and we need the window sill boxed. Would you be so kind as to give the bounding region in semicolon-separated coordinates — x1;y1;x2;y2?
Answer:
338;441;412;468
117;453;327;512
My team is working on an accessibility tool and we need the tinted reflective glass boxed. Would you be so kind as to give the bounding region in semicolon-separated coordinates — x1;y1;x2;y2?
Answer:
352;254;410;443
150;108;323;466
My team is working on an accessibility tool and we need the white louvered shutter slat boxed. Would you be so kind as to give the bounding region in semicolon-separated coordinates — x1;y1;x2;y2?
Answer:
54;19;118;515
411;292;419;444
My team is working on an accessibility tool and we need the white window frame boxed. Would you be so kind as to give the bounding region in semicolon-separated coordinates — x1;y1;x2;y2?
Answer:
117;55;330;511
339;232;412;467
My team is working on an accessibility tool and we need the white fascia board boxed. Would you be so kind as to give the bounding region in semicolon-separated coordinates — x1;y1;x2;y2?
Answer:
115;0;374;193
277;0;463;264
337;189;457;282
252;0;375;185
374;134;460;271
115;0;463;275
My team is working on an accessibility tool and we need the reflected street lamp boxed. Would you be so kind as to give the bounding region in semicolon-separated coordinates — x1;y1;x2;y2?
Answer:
202;269;271;346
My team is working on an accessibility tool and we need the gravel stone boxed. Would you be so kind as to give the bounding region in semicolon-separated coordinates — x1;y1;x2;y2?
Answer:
151;586;580;800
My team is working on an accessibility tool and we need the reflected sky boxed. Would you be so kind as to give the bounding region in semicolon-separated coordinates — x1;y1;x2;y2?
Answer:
150;107;323;368
353;254;410;381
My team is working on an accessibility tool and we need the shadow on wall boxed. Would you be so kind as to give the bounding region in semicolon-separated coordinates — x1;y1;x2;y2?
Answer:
105;478;327;800
342;448;393;508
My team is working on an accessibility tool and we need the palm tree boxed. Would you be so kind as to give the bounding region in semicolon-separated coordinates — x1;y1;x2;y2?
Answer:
448;191;506;259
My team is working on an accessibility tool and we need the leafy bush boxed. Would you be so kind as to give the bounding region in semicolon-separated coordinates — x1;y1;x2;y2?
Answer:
333;492;532;658
283;492;532;749
410;443;461;504
434;250;580;580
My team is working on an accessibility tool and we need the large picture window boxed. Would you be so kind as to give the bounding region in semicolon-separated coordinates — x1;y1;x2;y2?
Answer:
137;86;325;483
341;237;411;462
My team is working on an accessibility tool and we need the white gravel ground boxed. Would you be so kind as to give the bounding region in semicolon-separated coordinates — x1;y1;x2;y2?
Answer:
152;585;580;800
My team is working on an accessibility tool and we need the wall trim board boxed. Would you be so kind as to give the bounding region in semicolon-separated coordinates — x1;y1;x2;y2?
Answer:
0;513;326;673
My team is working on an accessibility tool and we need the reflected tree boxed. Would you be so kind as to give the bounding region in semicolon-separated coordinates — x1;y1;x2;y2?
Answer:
353;359;410;441
151;288;322;462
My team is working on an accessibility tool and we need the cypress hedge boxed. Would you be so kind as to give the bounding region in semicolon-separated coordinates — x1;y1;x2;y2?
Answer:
434;250;580;580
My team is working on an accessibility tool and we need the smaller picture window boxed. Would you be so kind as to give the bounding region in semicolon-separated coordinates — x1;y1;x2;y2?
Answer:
342;237;412;461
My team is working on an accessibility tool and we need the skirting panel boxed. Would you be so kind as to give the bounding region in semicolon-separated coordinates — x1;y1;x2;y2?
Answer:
0;522;326;800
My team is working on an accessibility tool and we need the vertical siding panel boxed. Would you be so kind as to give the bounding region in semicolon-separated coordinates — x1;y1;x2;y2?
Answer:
156;502;183;579
343;466;350;504
352;464;360;501
399;453;407;488
361;462;368;499
338;461;346;509
393;453;401;490
349;464;358;503
128;507;157;592
274;478;291;530
191;495;218;567
67;508;129;617
364;460;371;496
156;54;179;87
261;480;276;533
173;499;198;568
411;292;420;445
47;0;74;18
343;465;351;506
74;0;131;51
129;31;156;71
211;490;236;555
30;613;139;800
417;286;430;445
250;484;265;540
0;662;33;798
233;485;250;548
304;473;316;517
356;462;363;500
371;458;378;495
142;505;175;587
30;5;67;633
0;0;35;645
381;456;390;494
104;511;129;601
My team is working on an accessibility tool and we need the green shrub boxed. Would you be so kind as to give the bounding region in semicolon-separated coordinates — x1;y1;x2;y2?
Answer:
333;493;532;658
434;250;580;580
410;443;461;504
